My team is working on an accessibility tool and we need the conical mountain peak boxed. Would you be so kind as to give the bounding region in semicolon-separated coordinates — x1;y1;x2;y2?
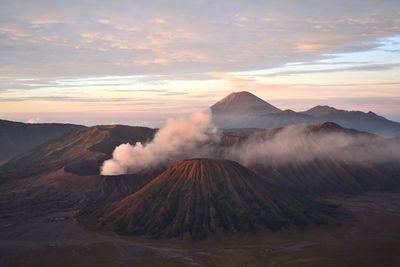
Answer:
211;91;281;116
85;158;333;239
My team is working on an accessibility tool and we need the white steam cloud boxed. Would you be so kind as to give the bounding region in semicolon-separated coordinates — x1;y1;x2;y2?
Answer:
226;124;400;166
101;110;220;175
101;111;400;176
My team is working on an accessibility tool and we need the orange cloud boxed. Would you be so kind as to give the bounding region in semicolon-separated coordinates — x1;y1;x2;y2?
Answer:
135;51;210;66
208;72;286;91
295;42;328;52
31;18;62;25
149;18;166;25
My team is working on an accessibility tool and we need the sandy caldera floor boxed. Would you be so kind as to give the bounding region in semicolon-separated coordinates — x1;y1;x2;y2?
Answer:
1;192;400;267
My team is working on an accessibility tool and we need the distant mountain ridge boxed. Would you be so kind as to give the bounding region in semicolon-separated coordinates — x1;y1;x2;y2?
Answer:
211;91;400;137
301;105;400;135
0;119;84;165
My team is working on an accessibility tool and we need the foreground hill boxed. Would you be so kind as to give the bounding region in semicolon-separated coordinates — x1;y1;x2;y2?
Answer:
211;91;400;137
83;159;335;239
0;119;84;165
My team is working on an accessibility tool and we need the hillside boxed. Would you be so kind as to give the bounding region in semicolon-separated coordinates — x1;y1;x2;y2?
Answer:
0;125;156;179
83;159;335;239
0;119;84;165
0;125;160;218
211;91;281;115
236;122;400;195
302;105;400;136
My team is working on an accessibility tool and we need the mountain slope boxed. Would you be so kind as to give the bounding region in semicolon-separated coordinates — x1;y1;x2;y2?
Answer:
0;125;160;218
236;122;400;195
302;105;400;136
0;119;84;165
211;91;283;129
210;92;400;136
0;125;156;180
83;159;335;239
211;92;315;129
259;109;316;128
211;91;281;115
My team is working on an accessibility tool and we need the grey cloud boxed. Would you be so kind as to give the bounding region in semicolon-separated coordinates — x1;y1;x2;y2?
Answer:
102;88;167;93
289;82;400;87
0;73;211;92
380;49;400;53
0;0;399;78
288;61;376;66
274;96;400;107
158;91;188;96
262;63;400;77
102;88;189;96
0;96;157;103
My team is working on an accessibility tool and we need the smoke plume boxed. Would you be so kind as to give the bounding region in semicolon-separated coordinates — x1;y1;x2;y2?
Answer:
226;123;400;166
101;110;400;176
101;110;220;175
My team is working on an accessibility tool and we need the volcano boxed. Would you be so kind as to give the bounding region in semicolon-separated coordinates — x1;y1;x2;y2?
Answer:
211;91;281;116
210;91;400;136
84;158;334;239
211;92;314;129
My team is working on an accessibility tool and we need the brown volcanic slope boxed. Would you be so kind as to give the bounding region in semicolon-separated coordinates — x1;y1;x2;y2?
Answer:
0;124;156;179
84;159;335;239
0;119;83;165
243;122;400;195
0;125;160;218
0;125;157;194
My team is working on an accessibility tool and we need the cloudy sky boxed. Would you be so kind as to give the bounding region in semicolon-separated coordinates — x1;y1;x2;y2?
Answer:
1;0;399;126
